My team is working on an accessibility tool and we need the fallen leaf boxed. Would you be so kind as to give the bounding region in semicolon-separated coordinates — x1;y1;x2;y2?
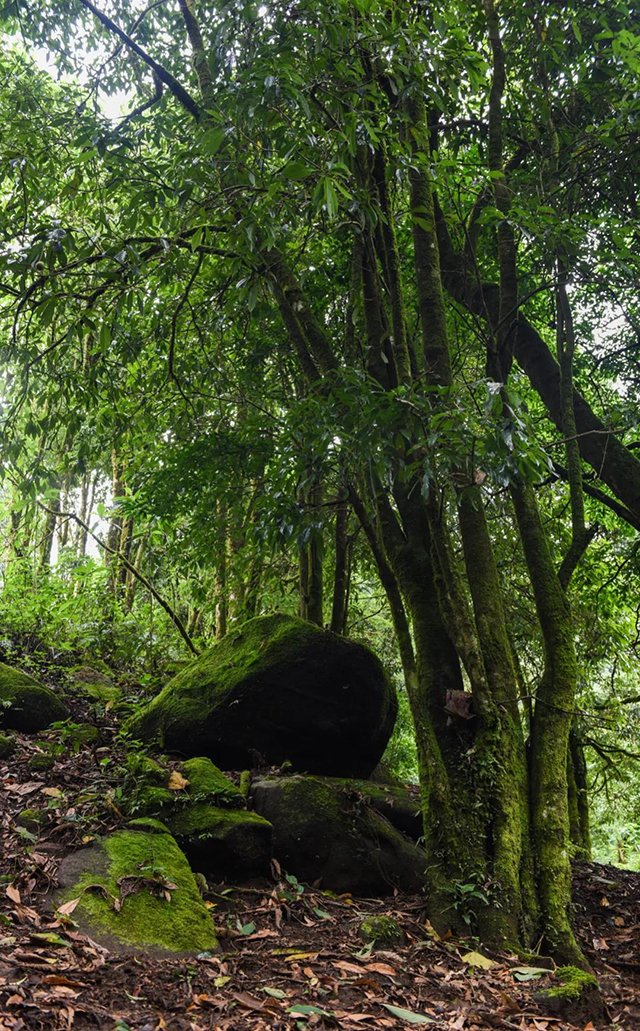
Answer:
41;787;62;797
381;1003;435;1023
213;975;231;988
366;962;397;977
333;960;364;975
233;991;271;1011
261;987;287;999
461;950;498;970
288;1004;335;1018
511;965;551;982
56;898;80;917
168;770;189;790
6;885;21;904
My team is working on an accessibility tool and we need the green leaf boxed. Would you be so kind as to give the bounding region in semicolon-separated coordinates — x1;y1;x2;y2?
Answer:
288;1004;335;1018
281;161;312;180
511;966;551;981
381;1003;435;1023
262;986;287;999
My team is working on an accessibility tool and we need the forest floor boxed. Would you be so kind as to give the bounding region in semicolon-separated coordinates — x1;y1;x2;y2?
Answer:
0;684;639;1031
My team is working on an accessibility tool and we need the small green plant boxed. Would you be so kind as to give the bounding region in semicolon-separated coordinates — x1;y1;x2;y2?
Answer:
444;873;496;928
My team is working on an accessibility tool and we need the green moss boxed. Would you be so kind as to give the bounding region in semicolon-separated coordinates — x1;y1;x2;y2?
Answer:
169;804;270;840
359;915;404;946
181;757;243;808
16;808;44;832
541;966;599;1001
127;614;323;744
70;666;121;703
130;784;175;816
29;752;56;771
127;753;169;786
58;829;217;954
0;663;68;732
128;817;172;834
0;733;15;759
67;723;99;748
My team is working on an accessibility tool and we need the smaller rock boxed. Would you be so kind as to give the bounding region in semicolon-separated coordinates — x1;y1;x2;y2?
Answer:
169;805;273;878
358;915;405;947
16;808;44;834
535;966;605;1026
56;827;217;954
182;757;244;809
0;663;68;732
66;723;99;749
69;666;121;704
28;752;56;772
0;734;15;759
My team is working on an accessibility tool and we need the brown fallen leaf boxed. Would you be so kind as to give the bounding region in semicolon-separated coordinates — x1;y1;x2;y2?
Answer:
168;770;189;790
56;898;80;917
43;975;87;989
6;885;21;904
41;786;63;797
365;962;397;977
232;991;273;1012
333;960;364;975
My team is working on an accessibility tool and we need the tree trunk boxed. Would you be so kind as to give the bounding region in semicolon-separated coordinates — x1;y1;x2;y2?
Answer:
330;495;350;634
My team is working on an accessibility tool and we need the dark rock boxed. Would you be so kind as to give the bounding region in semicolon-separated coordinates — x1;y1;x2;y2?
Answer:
0;733;15;759
169;805;273;879
0;663;68;732
358;915;405;947
126;614;397;777
534;966;605;1026
251;775;427;895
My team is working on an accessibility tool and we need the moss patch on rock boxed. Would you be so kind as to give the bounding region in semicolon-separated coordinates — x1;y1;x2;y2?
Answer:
126;614;397;777
28;752;56;772
359;915;404;947
56;828;217;955
0;663;68;732
0;733;15;759
182;757;244;808
168;805;272;878
69;666;121;704
535;966;604;1024
16;808;44;834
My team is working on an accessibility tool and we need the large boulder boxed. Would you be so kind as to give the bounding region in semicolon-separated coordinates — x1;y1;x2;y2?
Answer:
250;775;427;895
126;614;397;777
55;826;217;955
0;663;68;731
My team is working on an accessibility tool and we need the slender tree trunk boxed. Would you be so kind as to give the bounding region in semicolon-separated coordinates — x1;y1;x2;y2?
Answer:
330;495;350;634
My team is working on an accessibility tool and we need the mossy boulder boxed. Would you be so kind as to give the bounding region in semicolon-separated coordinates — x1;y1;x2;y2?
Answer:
126;614;397;777
169;805;273;878
56;827;217;955
251;775;427;895
359;915;405;947
0;733;15;759
534;966;605;1025
0;663;68;732
28;751;56;772
66;723;99;749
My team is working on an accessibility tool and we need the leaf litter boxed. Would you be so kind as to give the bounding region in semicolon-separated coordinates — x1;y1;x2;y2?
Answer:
1;691;640;1030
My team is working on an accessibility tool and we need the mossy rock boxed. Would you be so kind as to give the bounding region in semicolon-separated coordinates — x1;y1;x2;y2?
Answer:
0;733;15;759
28;752;56;772
168;805;273;878
324;777;422;842
182;757;244;808
126;614;397;777
69;666;121;704
55;827;217;955
0;663;68;732
127;753;171;787
16;808;44;834
67;723;99;748
359;915;405;947
535;966;604;1025
251;775;427;896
